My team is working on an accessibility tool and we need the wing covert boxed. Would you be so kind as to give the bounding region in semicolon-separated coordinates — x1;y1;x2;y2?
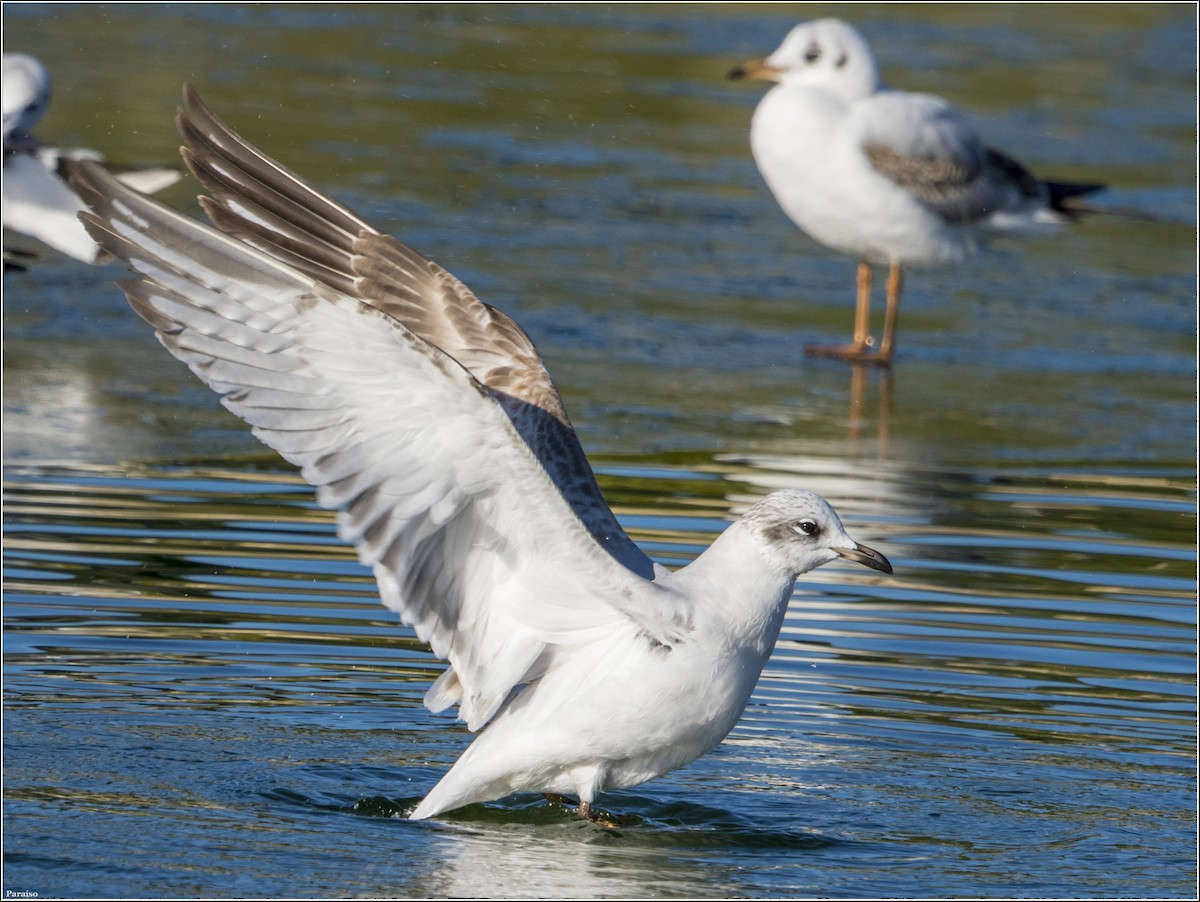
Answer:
856;91;1043;224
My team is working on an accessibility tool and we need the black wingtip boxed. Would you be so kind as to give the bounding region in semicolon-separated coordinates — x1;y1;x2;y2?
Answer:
1046;180;1107;216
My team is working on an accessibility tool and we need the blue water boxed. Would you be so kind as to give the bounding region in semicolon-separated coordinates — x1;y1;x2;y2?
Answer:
3;459;1194;898
3;3;1196;898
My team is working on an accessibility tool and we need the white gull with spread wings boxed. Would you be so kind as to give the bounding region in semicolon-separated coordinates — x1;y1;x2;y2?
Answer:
72;86;892;822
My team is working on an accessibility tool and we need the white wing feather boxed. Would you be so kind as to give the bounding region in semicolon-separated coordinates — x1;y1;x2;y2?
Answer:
75;163;689;731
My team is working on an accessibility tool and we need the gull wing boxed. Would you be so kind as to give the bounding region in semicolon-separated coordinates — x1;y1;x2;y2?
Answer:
3;152;103;262
855;90;1044;224
4;151;181;265
73;155;687;733
170;85;657;580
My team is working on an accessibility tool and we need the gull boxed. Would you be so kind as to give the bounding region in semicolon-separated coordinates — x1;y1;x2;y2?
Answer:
2;52;180;269
71;86;893;823
729;18;1104;366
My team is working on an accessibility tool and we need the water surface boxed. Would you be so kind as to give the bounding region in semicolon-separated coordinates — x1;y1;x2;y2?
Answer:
3;3;1196;898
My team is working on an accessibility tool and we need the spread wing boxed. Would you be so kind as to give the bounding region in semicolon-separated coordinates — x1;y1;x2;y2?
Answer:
71;93;687;733
172;85;656;580
855;90;1045;224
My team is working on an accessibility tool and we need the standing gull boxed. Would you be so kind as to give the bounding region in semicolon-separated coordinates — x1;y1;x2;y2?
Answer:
2;52;179;269
730;18;1103;365
72;86;893;822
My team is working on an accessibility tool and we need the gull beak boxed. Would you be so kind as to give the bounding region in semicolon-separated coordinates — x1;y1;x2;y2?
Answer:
727;58;781;82
835;542;893;575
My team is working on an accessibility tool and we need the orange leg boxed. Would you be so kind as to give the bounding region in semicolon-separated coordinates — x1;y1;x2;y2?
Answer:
806;260;894;366
877;262;902;364
851;259;872;349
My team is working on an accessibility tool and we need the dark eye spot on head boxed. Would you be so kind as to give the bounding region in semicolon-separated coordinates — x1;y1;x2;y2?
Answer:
793;519;820;537
804;42;821;64
835;53;848;69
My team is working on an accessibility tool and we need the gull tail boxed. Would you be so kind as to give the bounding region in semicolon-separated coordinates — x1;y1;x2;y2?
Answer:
408;732;527;820
1045;179;1161;222
409;767;511;821
1045;180;1107;219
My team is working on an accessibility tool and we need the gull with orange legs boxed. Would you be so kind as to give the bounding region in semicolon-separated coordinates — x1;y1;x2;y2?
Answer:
730;19;1103;365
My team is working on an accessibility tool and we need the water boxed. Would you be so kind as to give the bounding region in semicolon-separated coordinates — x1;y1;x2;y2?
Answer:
3;461;1194;897
3;3;1196;899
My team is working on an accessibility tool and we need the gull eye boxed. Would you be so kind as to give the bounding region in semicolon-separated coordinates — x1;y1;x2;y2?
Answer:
804;43;822;64
793;518;820;537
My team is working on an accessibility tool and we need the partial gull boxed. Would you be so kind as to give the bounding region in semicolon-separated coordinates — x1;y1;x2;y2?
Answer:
730;18;1103;366
2;52;180;269
72;85;893;823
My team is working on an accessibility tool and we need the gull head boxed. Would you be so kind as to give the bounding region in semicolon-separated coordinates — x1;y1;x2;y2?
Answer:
728;18;879;105
740;489;892;579
2;53;51;141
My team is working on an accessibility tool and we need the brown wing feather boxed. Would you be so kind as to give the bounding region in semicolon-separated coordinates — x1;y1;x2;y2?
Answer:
171;85;654;578
176;84;569;423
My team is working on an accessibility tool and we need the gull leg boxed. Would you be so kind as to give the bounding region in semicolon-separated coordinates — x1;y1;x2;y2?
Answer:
807;261;883;363
544;793;596;820
877;262;902;365
546;786;620;827
852;259;872;350
578;799;622;828
549;795;621;828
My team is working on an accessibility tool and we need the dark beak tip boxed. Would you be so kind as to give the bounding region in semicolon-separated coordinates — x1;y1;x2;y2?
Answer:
837;544;893;575
727;66;746;81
